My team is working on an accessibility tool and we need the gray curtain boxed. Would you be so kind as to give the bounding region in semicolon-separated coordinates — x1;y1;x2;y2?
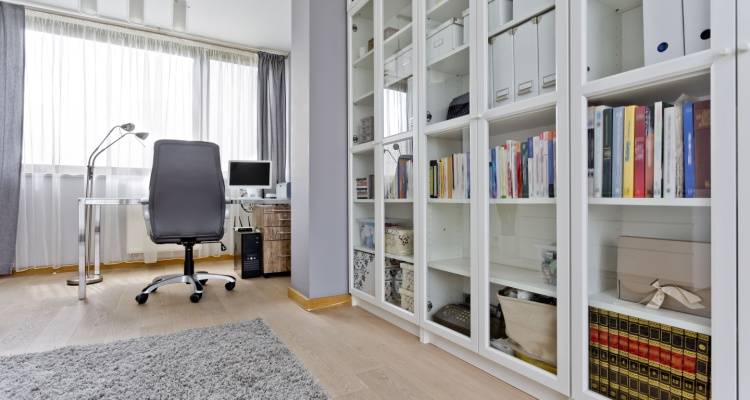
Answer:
0;2;24;276
257;52;287;190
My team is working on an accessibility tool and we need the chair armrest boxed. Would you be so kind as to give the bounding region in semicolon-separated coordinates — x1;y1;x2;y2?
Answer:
142;203;153;239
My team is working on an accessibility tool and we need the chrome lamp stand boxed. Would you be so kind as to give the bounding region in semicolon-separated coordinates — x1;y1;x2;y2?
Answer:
67;124;149;286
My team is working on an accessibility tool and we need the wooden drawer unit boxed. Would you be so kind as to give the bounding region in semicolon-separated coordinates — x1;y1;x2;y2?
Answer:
258;226;291;241
262;240;291;273
251;204;292;275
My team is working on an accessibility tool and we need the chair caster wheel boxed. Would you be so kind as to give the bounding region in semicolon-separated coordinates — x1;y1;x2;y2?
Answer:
190;293;202;303
135;293;148;304
225;281;236;291
199;279;208;286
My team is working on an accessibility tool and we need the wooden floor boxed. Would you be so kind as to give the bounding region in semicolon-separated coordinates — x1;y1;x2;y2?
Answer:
0;260;534;400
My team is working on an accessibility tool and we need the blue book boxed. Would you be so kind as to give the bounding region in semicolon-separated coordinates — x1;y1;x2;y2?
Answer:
490;148;497;198
683;101;695;198
612;107;625;197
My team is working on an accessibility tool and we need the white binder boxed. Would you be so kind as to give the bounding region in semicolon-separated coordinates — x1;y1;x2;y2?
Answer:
513;20;539;102
643;0;685;65
683;0;710;54
537;10;556;94
490;30;514;107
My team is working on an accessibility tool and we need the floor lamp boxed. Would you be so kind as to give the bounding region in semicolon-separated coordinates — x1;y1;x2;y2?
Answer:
67;124;149;286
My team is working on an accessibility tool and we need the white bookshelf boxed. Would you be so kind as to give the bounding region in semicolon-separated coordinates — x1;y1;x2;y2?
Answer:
347;0;739;399
570;1;737;400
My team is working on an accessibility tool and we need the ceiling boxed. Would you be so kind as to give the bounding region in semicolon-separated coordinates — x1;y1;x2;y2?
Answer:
22;0;292;52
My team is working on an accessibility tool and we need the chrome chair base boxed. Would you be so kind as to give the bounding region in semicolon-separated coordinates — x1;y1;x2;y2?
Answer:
135;272;236;304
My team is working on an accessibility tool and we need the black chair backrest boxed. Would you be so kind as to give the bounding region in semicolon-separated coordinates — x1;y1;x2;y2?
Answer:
148;140;226;244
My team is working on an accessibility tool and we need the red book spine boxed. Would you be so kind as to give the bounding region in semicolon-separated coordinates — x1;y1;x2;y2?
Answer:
645;107;654;197
634;106;647;197
516;145;522;198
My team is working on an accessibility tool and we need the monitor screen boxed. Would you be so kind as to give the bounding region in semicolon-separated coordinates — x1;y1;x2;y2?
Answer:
229;161;271;188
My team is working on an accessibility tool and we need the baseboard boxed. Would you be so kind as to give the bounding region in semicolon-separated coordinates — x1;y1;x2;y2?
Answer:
287;287;351;311
11;254;234;277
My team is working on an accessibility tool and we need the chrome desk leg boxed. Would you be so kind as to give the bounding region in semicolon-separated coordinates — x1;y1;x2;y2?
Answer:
94;205;101;276
78;200;86;300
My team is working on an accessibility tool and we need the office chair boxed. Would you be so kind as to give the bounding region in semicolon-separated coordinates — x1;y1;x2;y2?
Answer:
135;139;236;304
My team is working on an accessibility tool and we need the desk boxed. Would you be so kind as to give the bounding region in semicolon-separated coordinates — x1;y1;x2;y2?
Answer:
76;197;290;300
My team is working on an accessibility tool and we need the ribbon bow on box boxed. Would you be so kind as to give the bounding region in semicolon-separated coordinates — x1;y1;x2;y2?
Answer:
639;280;706;310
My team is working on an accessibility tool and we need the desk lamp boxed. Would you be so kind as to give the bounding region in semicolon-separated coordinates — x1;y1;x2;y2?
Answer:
67;124;149;286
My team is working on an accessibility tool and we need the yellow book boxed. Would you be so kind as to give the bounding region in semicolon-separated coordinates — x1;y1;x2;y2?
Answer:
623;105;637;197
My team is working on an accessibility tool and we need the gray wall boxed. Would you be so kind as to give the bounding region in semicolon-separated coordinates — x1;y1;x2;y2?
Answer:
291;0;349;299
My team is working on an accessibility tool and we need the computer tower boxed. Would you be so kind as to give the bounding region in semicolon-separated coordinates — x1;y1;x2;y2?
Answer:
234;230;262;278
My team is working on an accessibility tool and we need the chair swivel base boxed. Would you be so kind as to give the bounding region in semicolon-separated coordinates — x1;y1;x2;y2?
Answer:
135;272;236;304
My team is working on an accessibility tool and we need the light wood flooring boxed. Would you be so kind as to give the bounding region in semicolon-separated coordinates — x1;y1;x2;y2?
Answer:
0;260;534;400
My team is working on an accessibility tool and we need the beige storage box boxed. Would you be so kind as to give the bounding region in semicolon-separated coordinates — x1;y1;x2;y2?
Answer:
384;226;414;256
426;18;463;65
497;294;557;366
400;262;414;292
400;288;414;313
616;236;711;318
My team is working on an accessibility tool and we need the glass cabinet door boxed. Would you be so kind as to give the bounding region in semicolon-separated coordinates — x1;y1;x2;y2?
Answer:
425;0;471;126
351;0;375;146
383;138;415;313
383;0;414;138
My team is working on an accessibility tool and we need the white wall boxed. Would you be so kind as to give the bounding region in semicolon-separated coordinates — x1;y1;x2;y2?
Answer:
17;0;291;51
291;0;348;299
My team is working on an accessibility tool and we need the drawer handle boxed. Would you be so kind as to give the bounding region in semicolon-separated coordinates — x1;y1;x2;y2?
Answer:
495;88;509;101
278;231;291;235
542;74;556;88
517;80;533;95
280;254;291;258
278;217;291;221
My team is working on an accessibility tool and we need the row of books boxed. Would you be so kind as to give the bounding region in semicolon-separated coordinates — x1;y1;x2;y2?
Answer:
589;307;711;400
587;98;710;199
356;175;374;199
385;155;414;199
428;153;470;199
490;131;556;199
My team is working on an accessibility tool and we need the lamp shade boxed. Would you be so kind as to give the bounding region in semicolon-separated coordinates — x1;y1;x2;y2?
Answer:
134;132;149;140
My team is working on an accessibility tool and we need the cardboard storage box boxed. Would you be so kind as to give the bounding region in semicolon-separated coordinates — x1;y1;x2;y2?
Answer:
617;236;711;318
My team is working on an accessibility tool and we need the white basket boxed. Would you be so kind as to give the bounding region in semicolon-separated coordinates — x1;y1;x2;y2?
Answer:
400;262;414;292
497;294;557;366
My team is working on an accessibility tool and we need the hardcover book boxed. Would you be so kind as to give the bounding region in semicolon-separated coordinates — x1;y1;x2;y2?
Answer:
588;107;595;197
645;106;655;197
654;102;666;198
623;106;636;198
683;101;696;198
633;106;647;198
663;106;677;198
594;106;610;198
693;100;711;198
612;107;625;198
602;108;614;197
674;100;684;197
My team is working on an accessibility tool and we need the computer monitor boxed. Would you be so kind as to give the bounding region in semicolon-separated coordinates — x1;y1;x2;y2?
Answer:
228;160;272;193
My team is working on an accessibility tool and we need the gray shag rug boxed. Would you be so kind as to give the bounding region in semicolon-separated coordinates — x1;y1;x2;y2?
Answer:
0;319;328;400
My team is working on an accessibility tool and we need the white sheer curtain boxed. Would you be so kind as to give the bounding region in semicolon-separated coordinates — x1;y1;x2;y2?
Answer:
15;12;258;270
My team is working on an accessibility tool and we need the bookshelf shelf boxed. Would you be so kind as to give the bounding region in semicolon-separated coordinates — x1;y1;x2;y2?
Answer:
353;49;374;69
353;245;375;255
428;257;470;276
426;0;468;22
428;258;557;298
424;115;472;137
383;130;414;144
589;290;710;335
427;198;470;204
588;198;710;207
383;22;413;57
582;50;712;101
427;44;469;75
351;141;375;154
490;198;556;205
385;252;414;263
488;3;556;39
483;92;557;125
354;198;375;203
353;90;375;106
384;198;413;203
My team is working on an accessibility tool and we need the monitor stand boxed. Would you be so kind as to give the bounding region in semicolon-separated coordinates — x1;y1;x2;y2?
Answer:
239;188;261;199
